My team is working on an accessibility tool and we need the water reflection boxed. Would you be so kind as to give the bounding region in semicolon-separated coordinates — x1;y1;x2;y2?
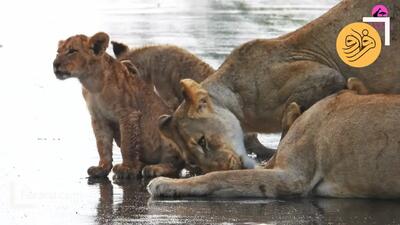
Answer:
90;178;400;225
89;178;150;225
102;0;336;68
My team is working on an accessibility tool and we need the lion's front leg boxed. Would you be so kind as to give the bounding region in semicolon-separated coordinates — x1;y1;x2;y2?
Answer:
147;169;310;198
113;111;144;179
88;117;114;178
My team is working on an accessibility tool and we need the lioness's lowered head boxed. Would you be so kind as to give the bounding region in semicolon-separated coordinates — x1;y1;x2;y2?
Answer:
159;79;255;173
53;32;110;80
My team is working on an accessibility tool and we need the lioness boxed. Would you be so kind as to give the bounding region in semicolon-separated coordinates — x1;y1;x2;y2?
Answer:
157;0;399;177
112;41;275;171
148;89;400;198
53;32;184;178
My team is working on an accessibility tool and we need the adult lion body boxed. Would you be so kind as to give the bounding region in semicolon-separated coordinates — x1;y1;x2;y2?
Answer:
156;0;400;182
149;90;400;198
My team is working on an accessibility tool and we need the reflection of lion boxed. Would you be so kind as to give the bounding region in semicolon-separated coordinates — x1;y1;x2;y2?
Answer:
149;88;400;198
53;32;184;178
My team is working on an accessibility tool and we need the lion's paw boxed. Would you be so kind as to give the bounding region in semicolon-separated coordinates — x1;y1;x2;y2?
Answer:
142;165;162;178
147;177;176;197
87;165;111;178
142;165;178;178
112;164;141;179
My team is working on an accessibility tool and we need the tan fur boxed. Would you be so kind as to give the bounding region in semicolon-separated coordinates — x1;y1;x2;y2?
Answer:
53;32;184;178
111;41;214;109
159;82;257;173
148;91;400;199
158;0;399;175
180;79;214;118
280;102;302;139
260;77;364;169
261;102;302;169
113;41;276;170
347;77;369;95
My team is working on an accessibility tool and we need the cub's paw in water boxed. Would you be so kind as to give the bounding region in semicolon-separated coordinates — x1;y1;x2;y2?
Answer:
87;165;112;178
112;164;141;179
147;177;176;197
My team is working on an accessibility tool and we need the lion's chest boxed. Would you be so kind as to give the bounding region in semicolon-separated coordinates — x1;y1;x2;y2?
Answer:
87;94;120;123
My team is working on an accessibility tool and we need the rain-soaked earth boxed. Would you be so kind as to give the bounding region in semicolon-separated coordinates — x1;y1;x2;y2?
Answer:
0;0;399;224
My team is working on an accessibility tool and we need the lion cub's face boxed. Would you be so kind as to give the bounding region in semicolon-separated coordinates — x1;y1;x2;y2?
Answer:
159;79;245;173
53;32;109;80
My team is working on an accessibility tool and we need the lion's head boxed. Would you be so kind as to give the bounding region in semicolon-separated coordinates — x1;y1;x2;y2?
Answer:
53;32;109;80
159;79;255;173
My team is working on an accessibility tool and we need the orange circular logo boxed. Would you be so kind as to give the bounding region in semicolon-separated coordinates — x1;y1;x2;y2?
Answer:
336;22;381;68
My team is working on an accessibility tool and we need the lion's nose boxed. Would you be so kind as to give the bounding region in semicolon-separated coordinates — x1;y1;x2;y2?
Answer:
53;59;61;71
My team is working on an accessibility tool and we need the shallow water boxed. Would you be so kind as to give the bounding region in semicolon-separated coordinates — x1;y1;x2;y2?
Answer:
0;0;399;224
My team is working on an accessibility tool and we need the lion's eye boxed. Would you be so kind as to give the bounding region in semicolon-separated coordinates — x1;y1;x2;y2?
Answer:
197;136;207;150
67;49;78;55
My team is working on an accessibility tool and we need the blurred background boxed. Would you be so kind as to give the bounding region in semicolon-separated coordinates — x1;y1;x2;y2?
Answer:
2;1;399;225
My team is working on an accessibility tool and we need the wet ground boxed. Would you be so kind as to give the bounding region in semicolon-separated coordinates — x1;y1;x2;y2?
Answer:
0;0;400;224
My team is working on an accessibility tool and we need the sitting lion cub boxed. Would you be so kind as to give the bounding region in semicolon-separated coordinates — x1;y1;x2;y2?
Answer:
148;78;400;199
53;32;184;178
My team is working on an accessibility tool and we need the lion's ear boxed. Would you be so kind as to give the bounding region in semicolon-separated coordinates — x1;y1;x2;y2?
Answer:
58;40;65;48
159;114;174;140
89;32;109;55
281;102;302;139
347;77;368;95
180;79;213;118
111;41;129;58
120;60;139;76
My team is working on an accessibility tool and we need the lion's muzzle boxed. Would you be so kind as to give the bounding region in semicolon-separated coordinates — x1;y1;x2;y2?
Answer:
53;59;71;80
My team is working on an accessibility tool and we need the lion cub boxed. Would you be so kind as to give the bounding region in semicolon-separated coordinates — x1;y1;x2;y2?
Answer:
53;32;184;178
111;41;214;109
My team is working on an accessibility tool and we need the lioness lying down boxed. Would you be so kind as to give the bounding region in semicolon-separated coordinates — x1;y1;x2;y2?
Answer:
148;89;400;198
111;41;275;171
156;0;400;180
53;32;184;178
